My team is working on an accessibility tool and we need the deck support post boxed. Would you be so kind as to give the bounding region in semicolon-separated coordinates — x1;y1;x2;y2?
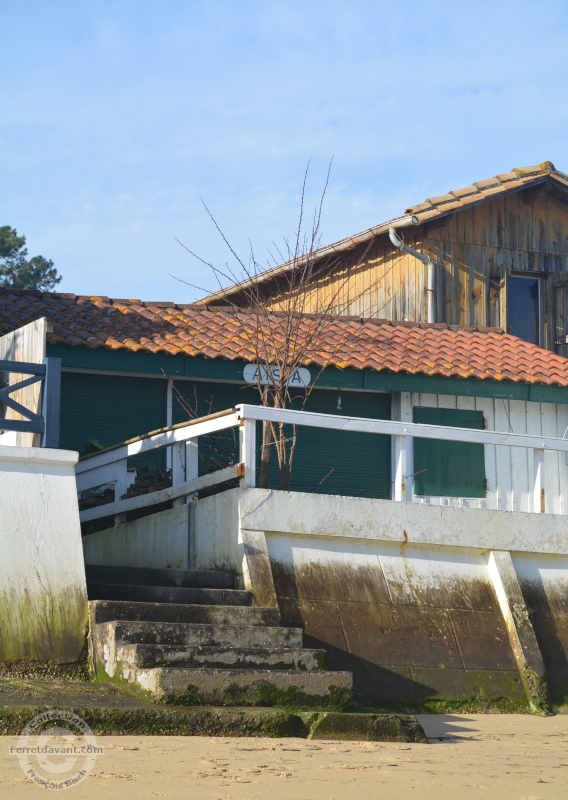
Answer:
240;420;256;488
488;550;548;712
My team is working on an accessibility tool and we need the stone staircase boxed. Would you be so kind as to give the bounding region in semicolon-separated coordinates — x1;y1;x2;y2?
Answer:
86;564;352;706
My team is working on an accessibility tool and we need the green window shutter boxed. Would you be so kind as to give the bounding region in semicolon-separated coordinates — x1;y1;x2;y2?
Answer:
282;389;391;499
413;407;486;498
173;381;391;499
60;372;167;468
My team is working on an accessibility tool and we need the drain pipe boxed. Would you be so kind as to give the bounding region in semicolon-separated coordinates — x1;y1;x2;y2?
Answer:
389;227;436;323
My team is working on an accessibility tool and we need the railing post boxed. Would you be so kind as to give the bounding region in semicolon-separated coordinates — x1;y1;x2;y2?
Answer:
185;438;199;502
393;435;407;501
392;392;414;502
114;460;128;525
165;377;174;471
240;419;256;488
171;440;186;507
185;439;198;567
533;449;545;513
41;357;61;448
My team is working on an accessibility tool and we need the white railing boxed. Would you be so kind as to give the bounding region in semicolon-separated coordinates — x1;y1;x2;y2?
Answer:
76;409;244;526
76;403;568;525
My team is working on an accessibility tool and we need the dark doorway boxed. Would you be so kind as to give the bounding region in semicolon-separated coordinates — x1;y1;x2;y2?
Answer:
507;275;540;344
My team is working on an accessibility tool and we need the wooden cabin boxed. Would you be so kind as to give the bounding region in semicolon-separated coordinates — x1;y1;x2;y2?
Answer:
1;291;568;515
199;161;568;357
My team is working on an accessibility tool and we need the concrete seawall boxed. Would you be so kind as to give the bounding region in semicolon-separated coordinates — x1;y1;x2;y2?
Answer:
0;446;88;667
83;487;568;707
208;489;568;707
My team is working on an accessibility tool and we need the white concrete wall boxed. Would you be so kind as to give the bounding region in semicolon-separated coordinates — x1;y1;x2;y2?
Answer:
82;505;191;569
408;393;568;514
238;489;568;555
231;488;568;704
0;445;88;663
194;490;240;572
82;492;241;573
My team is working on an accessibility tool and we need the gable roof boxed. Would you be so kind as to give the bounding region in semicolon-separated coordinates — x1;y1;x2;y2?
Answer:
1;289;568;388
199;161;568;304
405;160;568;222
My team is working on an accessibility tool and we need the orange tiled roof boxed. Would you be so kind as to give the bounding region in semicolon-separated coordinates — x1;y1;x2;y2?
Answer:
200;161;568;303
1;289;568;387
405;161;568;221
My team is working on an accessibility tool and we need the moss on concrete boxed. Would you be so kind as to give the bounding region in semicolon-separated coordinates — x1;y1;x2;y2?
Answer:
0;705;429;740
300;711;428;742
314;651;326;670
360;696;533;715
0;586;88;665
0;705;304;737
520;666;550;715
549;672;568;708
159;682;353;711
0;623;92;681
0;676;427;741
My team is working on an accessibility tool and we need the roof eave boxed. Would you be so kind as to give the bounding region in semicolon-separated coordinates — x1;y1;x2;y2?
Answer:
194;214;420;305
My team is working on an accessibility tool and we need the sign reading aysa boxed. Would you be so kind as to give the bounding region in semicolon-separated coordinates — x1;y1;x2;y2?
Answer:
243;363;311;387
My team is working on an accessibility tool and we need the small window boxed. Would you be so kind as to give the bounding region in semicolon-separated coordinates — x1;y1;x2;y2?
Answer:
507;275;540;344
413;407;486;498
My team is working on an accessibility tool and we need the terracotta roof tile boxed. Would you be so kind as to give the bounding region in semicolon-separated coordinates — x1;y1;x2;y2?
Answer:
450;186;480;199
426;193;457;205
1;289;568;389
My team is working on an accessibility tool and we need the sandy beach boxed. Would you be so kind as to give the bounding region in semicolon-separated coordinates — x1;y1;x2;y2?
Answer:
2;713;568;799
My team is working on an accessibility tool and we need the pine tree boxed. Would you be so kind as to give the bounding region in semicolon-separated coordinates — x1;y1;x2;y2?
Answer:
0;226;62;291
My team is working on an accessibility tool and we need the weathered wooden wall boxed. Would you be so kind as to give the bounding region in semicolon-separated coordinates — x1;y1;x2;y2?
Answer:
424;190;568;348
255;238;427;322
230;187;568;353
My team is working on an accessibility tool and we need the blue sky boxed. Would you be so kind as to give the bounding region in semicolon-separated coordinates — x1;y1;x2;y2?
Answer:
2;0;568;302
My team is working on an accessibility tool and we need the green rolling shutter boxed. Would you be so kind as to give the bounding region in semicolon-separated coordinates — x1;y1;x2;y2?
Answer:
60;372;167;467
413;407;486;498
173;381;391;499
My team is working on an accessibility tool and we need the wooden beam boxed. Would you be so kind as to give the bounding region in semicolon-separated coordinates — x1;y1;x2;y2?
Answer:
522;183;551;205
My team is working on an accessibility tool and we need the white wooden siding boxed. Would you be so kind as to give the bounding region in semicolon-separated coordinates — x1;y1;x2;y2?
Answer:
410;393;568;515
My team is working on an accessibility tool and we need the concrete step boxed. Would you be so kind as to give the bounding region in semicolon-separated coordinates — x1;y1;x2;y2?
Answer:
96;620;304;666
90;600;280;627
87;583;252;607
116;643;327;671
127;666;353;704
85;564;236;589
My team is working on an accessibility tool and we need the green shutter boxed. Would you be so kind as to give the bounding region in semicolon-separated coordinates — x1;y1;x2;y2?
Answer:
281;389;391;498
413;407;486;498
60;372;167;468
173;381;391;499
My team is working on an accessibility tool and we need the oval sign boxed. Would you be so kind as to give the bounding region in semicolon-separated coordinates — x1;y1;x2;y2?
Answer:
243;363;311;387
